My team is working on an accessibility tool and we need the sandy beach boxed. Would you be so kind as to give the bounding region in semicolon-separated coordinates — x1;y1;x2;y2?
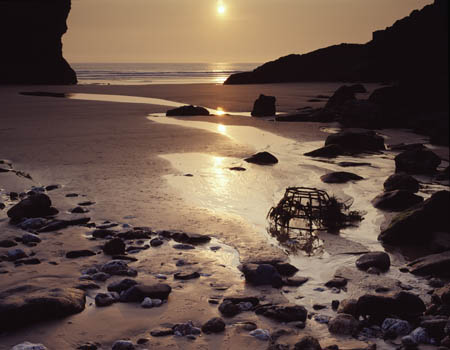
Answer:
1;83;449;350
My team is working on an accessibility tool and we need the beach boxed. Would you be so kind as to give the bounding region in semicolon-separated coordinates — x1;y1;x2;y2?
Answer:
1;82;449;350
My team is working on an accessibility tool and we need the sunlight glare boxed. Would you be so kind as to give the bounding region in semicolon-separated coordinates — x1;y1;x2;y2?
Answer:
217;4;226;15
217;124;227;134
216;107;226;116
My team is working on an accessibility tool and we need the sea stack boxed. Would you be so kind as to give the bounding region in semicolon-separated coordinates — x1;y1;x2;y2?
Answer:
0;0;77;84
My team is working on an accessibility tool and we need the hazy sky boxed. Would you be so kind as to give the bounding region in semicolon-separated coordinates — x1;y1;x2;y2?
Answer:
65;0;433;63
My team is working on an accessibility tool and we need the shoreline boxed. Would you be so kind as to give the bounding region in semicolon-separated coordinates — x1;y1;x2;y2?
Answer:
1;82;449;350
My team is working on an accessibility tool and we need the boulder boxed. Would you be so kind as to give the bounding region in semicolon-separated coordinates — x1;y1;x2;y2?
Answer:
166;105;209;116
324;129;385;153
294;336;322;350
378;191;450;245
7;193;56;220
107;279;138;293
395;149;441;174
372;190;423;211
241;263;283;288
337;299;358;317
218;300;240;317
95;293;117;307
325;85;357;109
407;251;450;277
356;252;391;271
120;284;172;302
111;340;134;350
381;318;412;336
255;304;308;322
320;171;363;184
102;238;126;256
0;285;85;330
251;94;276;117
201;317;226;333
245;152;278;165
328;314;359;335
304;144;344;158
384;173;420;193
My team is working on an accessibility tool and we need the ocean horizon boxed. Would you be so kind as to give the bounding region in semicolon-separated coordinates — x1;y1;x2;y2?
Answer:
72;62;260;85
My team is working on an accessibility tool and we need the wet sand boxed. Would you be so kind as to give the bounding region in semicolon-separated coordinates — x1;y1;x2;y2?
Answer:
0;83;448;350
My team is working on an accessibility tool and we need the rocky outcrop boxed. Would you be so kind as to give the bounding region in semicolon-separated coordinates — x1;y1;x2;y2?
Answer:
0;0;77;84
251;94;276;117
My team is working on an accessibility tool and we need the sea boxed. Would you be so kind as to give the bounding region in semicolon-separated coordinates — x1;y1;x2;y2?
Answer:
72;62;260;85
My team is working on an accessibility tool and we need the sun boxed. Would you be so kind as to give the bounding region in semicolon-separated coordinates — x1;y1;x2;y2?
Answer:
217;4;226;15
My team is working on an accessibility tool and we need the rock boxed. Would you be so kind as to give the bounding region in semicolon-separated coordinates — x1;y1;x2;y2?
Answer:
382;318;412;336
294;336;322;350
372;190;423;211
408;251;450;277
325;277;347;288
384;173;420;193
332;300;340;310
433;284;450;305
338;161;372;167
356;252;391;271
173;321;201;336
251;94;276;117
171;231;211;245
401;335;417;348
241;263;283;288
141;297;153;308
7;193;56;221
421;318;448;340
249;329;271;341
15;258;41;265
244;152;278;165
218;300;240;317
429;232;450;253
166;105;210;116
395;149;441;174
22;233;41;244
255;304;308;323
328;313;359;335
7;248;27;261
37;220;69;232
66;250;96;259
78;201;95;206
92;229;117;238
201;317;226;333
101;260;137;276
150;238;164;247
325;129;385;153
11;342;47;350
172;243;195;250
150;328;174;337
304;144;344;158
74;282;100;291
77;342;99;350
320;171;363;184
117;229;151;240
174;271;200;280
17;218;48;230
120;284;172;302
378;191;450;245
325;85;357;109
103;238;125;256
284;276;309;287
409;327;430;344
95;293;117;307
274;262;299;276
0;285;85;330
0;239;17;248
111;340;134;350
91;272;111;282
0;0;77;85
71;206;89;214
107;279;138;293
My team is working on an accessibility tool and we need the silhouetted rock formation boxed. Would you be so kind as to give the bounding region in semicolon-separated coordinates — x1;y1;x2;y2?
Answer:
0;0;77;84
225;0;448;114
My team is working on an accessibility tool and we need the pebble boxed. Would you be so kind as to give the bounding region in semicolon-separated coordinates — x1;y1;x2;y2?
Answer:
314;315;331;324
17;218;48;230
150;328;174;337
7;248;27;261
91;272;111;282
249;329;271;341
155;274;167;280
381;318;412;336
152;299;163;307
173;244;196;250
141;297;153;308
11;342;47;350
95;293;117;307
111;340;134;350
150;238;163;247
22;233;42;244
173;321;201;336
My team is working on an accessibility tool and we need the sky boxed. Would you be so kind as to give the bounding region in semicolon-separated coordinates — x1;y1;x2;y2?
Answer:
65;0;434;63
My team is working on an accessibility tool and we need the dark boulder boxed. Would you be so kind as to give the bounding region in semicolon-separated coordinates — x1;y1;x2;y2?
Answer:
378;191;450;245
66;250;96;259
245;152;278;165
0;285;85;330
407;251;450;277
294;336;322;350
120;284;172;302
201;317;226;334
384;173;420;193
372;190;423;211
218;300;240;317
95;293;117;307
320;171;363;184
0;0;77;84
7;193;55;220
356;252;391;271
107;279;138;293
304;144;344;158
395;149;441;174
325;85;357;109
241;263;283;288
256;304;308;323
166;105;210;117
102;238;126;256
251;94;276;117
171;231;211;245
328;314;359;335
325;129;385;153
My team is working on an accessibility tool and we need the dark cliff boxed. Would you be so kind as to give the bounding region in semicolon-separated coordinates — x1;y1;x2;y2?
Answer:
0;0;77;85
225;0;448;97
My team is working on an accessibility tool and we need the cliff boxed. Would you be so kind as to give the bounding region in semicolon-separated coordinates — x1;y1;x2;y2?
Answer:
225;0;448;97
0;0;77;85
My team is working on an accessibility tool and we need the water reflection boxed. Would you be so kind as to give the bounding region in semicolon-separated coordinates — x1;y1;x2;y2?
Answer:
217;124;227;134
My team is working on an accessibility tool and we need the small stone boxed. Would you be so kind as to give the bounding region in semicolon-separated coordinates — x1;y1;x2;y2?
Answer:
409;327;430;344
78;201;95;206
401;335;417;348
11;342;48;350
152;298;163;307
91;272;111;282
95;293;116;307
22;233;41;244
219;300;240;317
174;271;200;280
173;321;201;336
103;238;126;256
76;342;99;350
66;250;96;259
150;328;174;337
141;297;153;308
173;244;195;250
313;304;327;310
382;318;412;336
7;248;27;261
150;238;163;247
325;277;347;288
249;329;271;341
111;340;134;350
0;239;17;248
245;152;278;165
66;193;79;197
202;317;226;333
314;314;331;324
294;336;322;350
71;206;89;214
356;252;391;271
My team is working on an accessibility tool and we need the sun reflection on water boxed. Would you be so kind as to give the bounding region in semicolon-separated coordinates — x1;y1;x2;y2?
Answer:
217;124;227;134
216;107;226;116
